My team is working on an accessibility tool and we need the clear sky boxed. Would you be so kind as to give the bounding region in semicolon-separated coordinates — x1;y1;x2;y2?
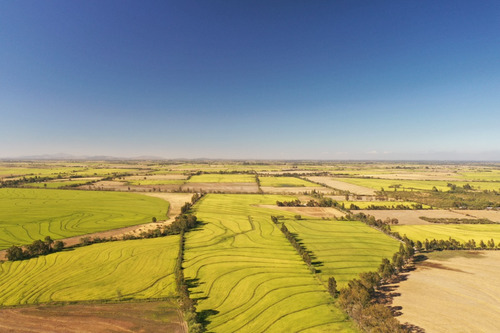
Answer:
1;1;499;160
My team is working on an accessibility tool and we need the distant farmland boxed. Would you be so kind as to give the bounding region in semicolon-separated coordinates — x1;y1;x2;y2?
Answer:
0;188;168;249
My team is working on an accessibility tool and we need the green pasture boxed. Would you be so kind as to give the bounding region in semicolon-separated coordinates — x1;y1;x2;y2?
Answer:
0;237;178;306
184;194;357;333
285;218;400;287
187;174;256;183
0;188;168;250
341;201;431;209
392;224;500;243
259;176;320;187
336;177;500;192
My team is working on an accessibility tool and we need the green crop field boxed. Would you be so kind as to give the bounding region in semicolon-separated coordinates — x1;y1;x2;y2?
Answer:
187;174;256;183
458;171;500;182
0;237;179;306
0;188;168;250
341;201;431;209
184;194;357;332
392;224;500;243
259;176;320;187
335;177;500;192
285;218;400;287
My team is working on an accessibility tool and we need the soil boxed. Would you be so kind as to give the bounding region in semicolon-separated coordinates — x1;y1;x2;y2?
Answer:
390;251;500;333
0;301;186;333
306;176;376;195
358;210;478;225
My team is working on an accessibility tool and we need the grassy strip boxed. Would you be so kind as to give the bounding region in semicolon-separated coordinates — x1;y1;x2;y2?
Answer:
419;217;495;224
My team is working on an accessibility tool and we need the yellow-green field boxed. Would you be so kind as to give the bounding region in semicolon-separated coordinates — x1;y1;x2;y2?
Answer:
285;218;400;287
258;176;320;187
0;237;179;306
392;224;500;243
187;174;256;183
184;194;357;333
0;188;168;249
335;177;500;192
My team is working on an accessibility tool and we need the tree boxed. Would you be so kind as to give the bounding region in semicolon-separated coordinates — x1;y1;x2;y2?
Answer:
6;245;25;261
328;277;337;297
53;240;65;252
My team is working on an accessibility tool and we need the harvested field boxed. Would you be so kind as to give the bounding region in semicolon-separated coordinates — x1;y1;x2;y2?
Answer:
258;176;320;187
0;301;186;333
358;209;478;225
187;174;256;183
181;182;259;193
86;180;182;192
126;174;188;180
392;251;500;333
306;176;376;195
257;205;345;218
260;186;330;194
142;192;193;217
451;209;500;222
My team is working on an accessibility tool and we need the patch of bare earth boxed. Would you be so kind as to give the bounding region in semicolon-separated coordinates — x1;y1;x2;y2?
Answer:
81;181;182;192
260;186;330;194
125;175;188;180
391;251;500;333
306;176;376;195
0;301;186;333
451;210;500;222
358;210;479;225
181;182;259;193
257;205;345;218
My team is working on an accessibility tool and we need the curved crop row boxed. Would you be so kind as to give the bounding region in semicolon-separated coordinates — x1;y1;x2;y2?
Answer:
0;237;179;306
0;188;168;249
183;194;357;333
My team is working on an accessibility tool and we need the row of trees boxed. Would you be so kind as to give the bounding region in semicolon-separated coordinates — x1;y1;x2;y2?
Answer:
6;236;65;261
338;242;414;332
271;216;314;270
416;237;497;251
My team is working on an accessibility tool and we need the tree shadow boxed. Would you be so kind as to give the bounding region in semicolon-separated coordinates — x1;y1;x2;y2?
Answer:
197;309;219;329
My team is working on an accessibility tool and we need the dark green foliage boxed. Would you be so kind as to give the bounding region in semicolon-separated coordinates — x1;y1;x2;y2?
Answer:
6;237;65;261
327;276;337;297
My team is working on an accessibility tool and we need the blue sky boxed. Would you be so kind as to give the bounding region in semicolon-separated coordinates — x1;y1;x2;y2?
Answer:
1;1;499;160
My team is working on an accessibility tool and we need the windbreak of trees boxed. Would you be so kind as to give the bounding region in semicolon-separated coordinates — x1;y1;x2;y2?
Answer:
338;243;414;332
6;236;65;261
271;216;314;271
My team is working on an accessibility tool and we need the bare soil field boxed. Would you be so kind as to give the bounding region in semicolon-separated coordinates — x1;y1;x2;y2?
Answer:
260;185;330;194
257;205;345;218
307;176;376;195
358;209;478;225
391;251;500;333
181;182;259;193
0;301;186;333
452;210;500;222
84;181;182;192
125;174;188;180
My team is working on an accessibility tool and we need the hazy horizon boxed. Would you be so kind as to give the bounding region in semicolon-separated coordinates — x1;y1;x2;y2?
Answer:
1;1;499;160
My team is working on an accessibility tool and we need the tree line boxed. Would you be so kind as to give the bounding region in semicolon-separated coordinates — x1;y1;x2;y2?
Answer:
6;236;65;261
